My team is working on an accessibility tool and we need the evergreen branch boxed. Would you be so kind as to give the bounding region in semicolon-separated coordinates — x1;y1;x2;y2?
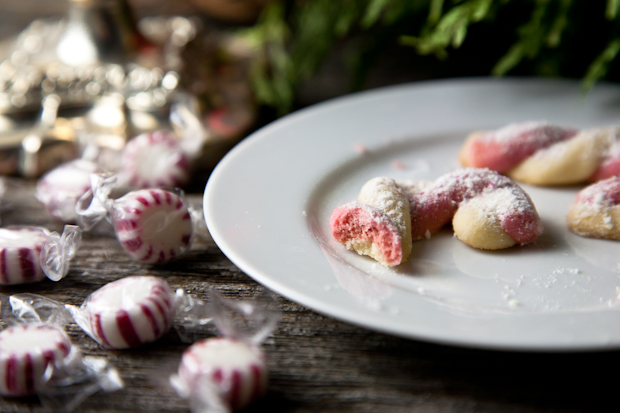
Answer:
428;0;445;24
241;0;620;113
546;0;572;47
402;0;495;56
239;2;294;114
362;0;392;28
291;0;364;79
492;0;550;75
606;0;620;20
583;37;620;92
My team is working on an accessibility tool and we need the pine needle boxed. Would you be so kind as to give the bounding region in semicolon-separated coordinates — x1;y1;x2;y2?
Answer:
583;38;620;92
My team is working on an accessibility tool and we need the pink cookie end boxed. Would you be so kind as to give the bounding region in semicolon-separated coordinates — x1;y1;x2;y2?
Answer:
330;202;403;266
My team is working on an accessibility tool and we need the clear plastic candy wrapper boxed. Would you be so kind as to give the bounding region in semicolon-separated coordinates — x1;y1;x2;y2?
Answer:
170;290;280;413
68;276;181;349
118;130;192;190
0;225;81;284
114;95;208;191
76;174;193;264
2;276;213;351
0;294;123;411
35;159;101;223
67;275;217;350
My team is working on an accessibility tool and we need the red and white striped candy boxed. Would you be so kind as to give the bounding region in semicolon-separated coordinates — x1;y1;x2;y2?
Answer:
84;276;176;349
120;131;191;189
112;189;192;263
178;337;268;410
0;226;49;285
35;159;99;223
0;323;72;396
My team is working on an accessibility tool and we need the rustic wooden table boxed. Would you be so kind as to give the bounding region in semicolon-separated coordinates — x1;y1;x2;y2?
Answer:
2;2;619;410
0;184;618;413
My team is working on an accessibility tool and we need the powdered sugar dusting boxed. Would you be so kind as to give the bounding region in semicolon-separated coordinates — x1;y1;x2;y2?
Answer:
396;180;433;198
462;187;522;219
467;122;578;172
418;168;521;205
485;121;548;142
407;168;542;243
358;177;410;240
480;121;574;147
576;176;620;208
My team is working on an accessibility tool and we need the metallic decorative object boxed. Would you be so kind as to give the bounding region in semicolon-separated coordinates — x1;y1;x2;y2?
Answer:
0;0;256;178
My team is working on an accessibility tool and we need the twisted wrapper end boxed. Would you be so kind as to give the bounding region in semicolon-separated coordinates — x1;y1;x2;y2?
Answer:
75;173;117;231
40;225;82;282
208;290;280;346
0;293;73;327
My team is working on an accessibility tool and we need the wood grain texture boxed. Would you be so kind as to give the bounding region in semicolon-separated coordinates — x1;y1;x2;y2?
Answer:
0;188;618;413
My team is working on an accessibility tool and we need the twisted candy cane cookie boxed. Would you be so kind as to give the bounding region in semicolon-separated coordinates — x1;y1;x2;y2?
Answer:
460;122;620;185
567;176;620;240
330;177;412;266
0;323;72;396
400;168;542;250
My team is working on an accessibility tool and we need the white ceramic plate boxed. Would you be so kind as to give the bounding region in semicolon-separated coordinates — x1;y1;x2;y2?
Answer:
204;78;620;351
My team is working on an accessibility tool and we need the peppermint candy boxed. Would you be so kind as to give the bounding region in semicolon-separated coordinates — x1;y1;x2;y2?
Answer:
178;337;268;410
35;159;99;223
113;189;192;263
78;276;176;349
120;131;191;189
0;323;72;396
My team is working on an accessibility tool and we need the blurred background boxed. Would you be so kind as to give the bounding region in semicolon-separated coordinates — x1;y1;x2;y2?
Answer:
1;0;619;190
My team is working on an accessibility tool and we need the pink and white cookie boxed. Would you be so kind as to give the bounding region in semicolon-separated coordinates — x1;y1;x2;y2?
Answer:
35;159;100;223
460;122;578;173
460;122;620;185
0;226;49;285
178;337;268;410
588;137;620;183
0;323;72;396
401;168;542;249
112;189;193;264
81;276;176;349
330;177;412;266
120;131;191;189
507;127;617;185
567;176;620;240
